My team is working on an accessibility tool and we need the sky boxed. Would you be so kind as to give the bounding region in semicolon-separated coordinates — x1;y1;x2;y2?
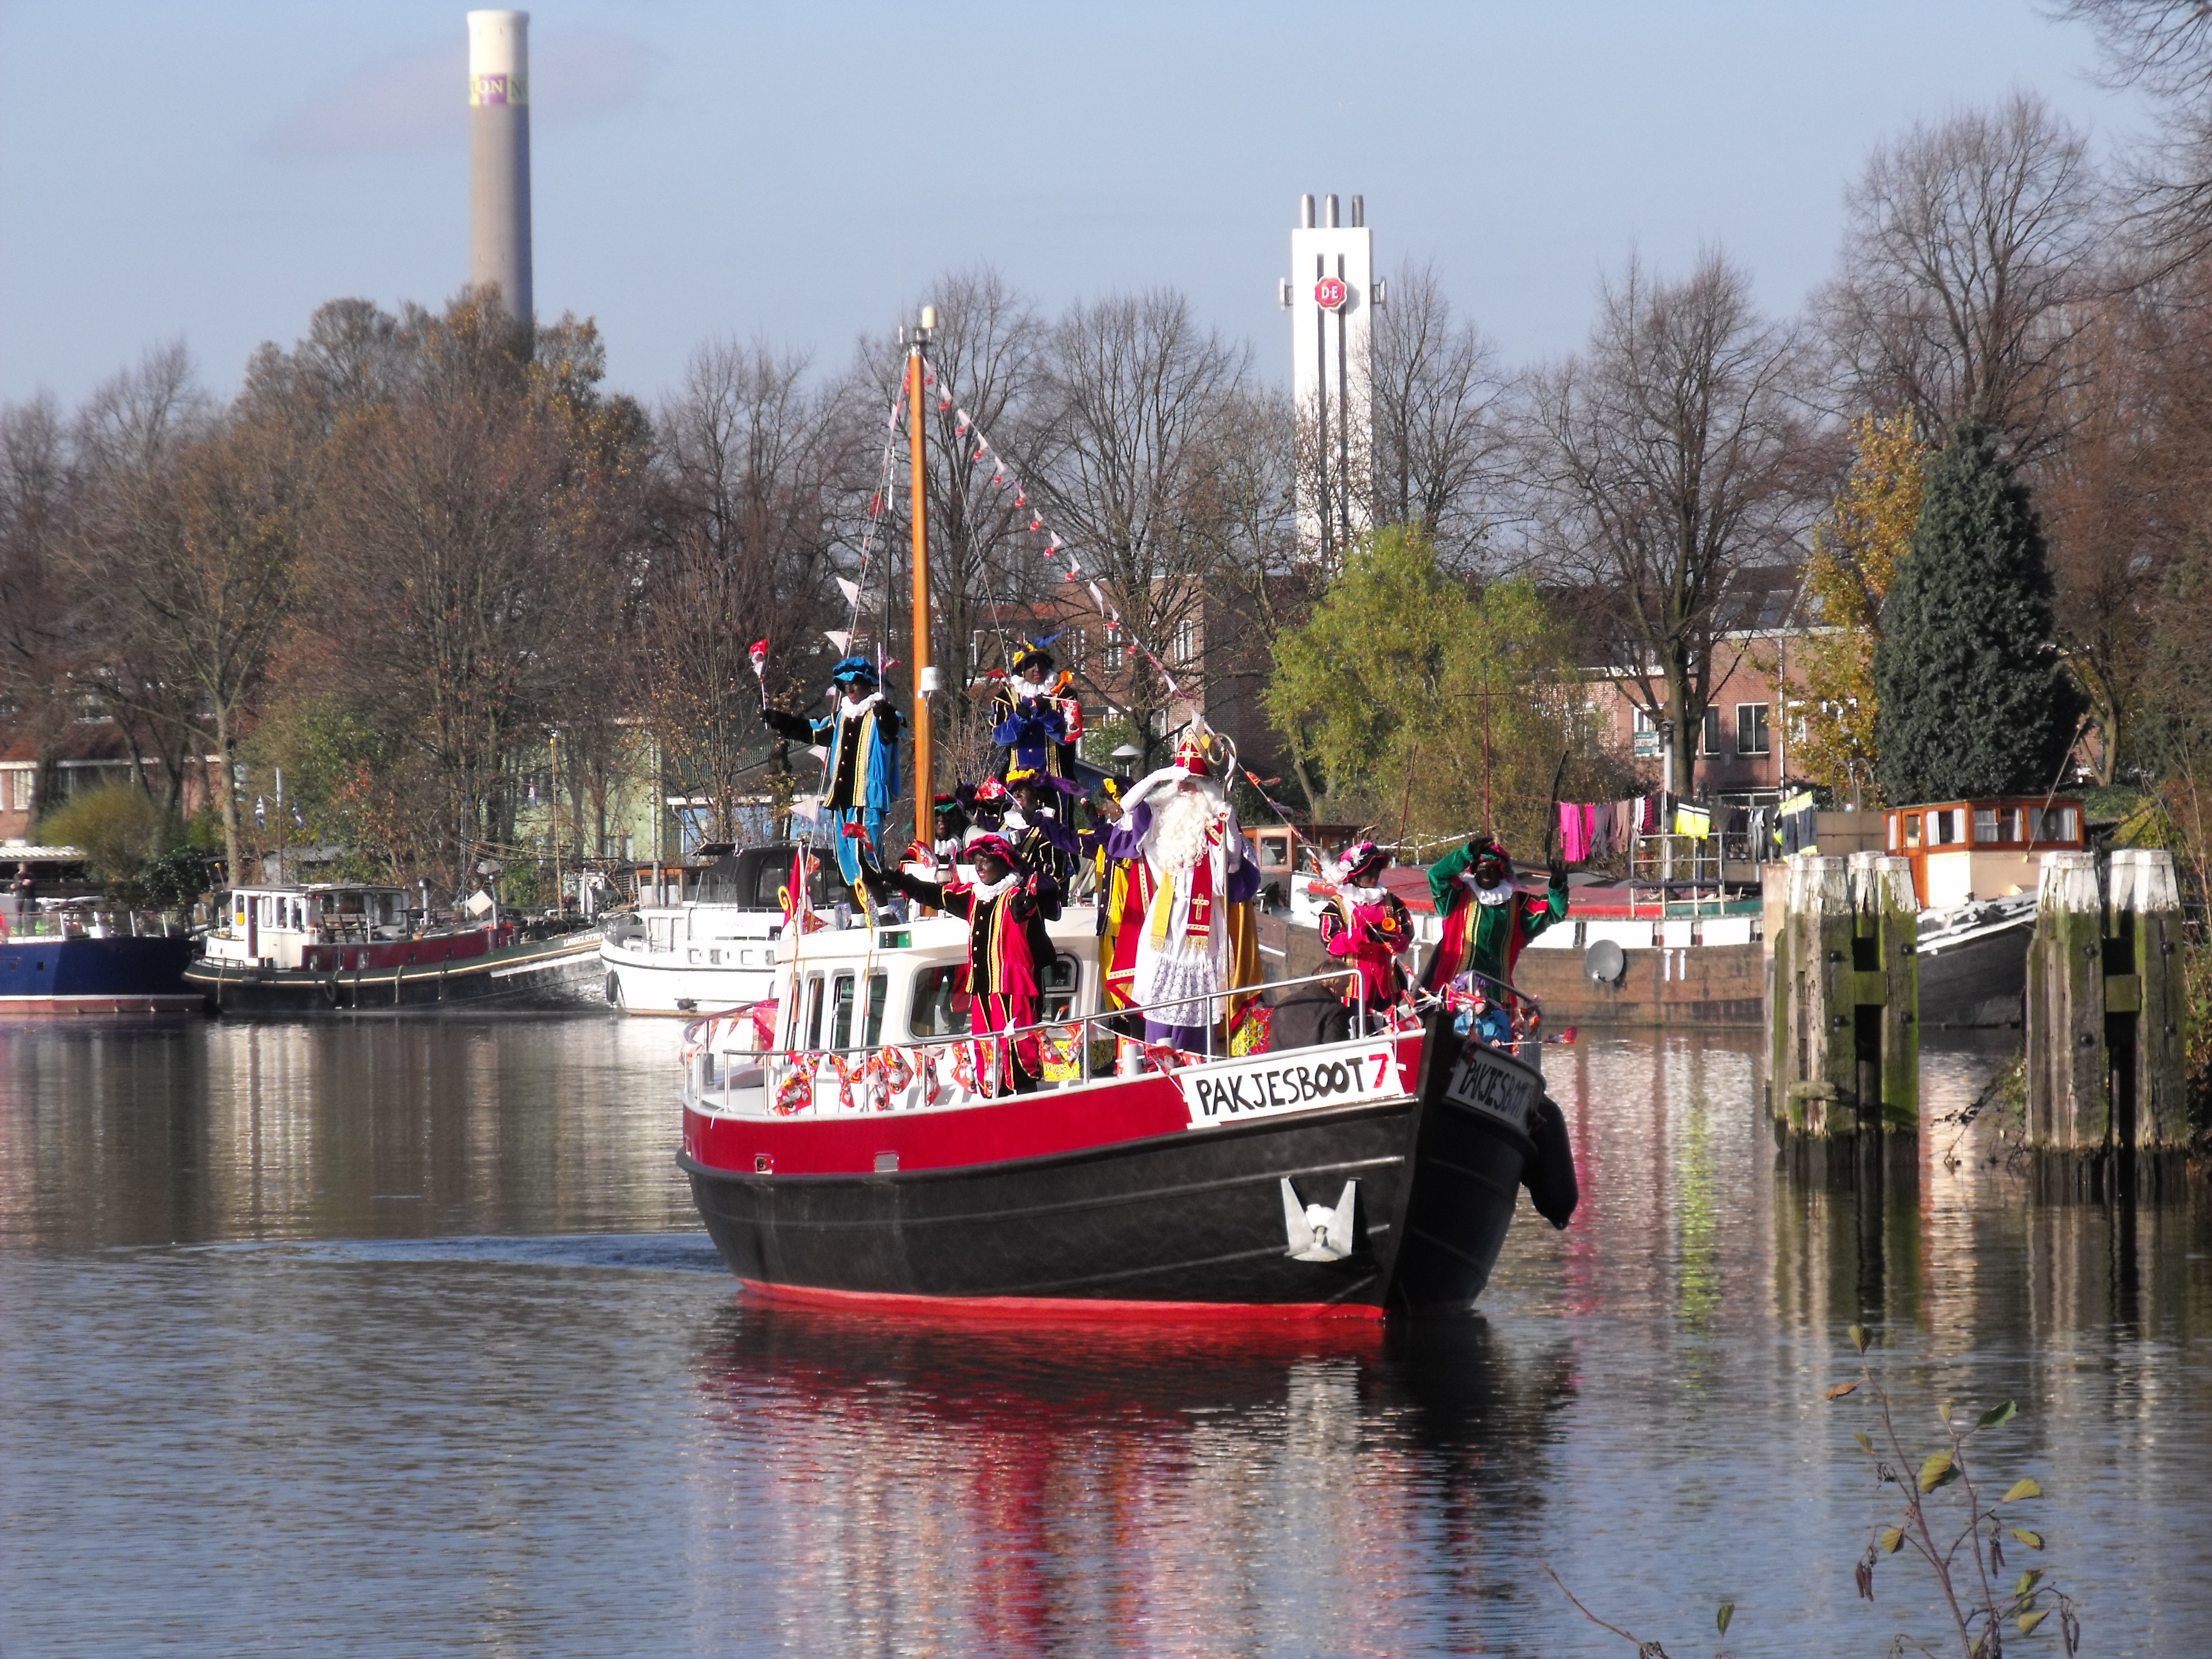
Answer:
0;2;2153;414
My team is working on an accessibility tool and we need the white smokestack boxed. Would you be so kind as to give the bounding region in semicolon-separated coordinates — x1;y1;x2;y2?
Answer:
467;10;532;322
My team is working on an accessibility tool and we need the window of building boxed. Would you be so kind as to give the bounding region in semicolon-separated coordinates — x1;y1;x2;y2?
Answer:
1735;704;1770;755
5;769;30;812
1173;619;1198;666
1701;708;1721;755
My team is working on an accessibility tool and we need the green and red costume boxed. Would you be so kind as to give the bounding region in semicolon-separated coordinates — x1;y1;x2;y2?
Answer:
1418;839;1568;997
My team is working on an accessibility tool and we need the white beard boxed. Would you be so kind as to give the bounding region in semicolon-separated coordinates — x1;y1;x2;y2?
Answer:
1148;789;1216;875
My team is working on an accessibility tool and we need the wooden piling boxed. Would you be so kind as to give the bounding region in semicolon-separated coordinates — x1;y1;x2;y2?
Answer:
1767;853;1919;1144
2026;848;2188;1187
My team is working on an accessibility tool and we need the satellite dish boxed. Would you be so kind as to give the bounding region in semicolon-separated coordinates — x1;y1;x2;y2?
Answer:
1584;938;1627;987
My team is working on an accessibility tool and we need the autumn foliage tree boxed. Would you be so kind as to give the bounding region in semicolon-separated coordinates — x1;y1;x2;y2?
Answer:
1795;411;1929;803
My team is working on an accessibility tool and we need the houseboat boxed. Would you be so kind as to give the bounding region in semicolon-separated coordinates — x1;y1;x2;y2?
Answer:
600;844;848;1014
186;883;603;1013
1882;797;2085;1027
1;902;201;1015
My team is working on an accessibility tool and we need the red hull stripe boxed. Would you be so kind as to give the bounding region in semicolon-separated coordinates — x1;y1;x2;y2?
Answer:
737;1278;1387;1324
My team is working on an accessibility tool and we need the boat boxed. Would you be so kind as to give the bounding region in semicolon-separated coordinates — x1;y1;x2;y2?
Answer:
675;315;1574;1320
1;902;203;1015
185;882;603;1013
679;914;1564;1318
600;843;840;1014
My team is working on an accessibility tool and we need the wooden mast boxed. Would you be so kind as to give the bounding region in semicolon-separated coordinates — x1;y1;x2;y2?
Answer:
907;311;936;856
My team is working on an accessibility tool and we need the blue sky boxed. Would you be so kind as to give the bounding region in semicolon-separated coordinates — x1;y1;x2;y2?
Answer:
0;2;2147;410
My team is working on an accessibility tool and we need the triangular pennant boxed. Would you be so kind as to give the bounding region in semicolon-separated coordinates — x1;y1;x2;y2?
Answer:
824;629;853;652
836;578;861;606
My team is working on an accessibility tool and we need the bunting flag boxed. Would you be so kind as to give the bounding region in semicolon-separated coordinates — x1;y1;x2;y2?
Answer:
823;629;852;653
928;381;1195;705
836;577;861;607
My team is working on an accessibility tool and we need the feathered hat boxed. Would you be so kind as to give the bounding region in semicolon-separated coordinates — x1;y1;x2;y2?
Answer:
1010;632;1061;677
1333;839;1390;885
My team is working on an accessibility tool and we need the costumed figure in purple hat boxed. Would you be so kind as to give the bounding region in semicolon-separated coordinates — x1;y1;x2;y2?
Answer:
1096;731;1259;1056
1317;840;1415;1030
862;831;1061;1093
1419;835;1567;1049
990;637;1084;782
760;655;902;888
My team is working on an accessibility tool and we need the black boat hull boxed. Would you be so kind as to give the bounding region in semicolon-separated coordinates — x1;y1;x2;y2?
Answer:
682;1017;1541;1317
186;933;605;1014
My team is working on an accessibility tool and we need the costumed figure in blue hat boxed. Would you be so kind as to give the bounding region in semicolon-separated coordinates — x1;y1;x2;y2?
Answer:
760;655;902;888
990;637;1084;782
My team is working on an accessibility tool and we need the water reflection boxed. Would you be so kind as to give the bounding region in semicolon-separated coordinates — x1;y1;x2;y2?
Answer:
0;1014;694;1248
0;1019;2207;1654
689;1310;1577;1655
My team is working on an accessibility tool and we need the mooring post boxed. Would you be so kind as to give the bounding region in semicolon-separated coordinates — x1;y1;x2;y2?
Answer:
1768;853;1919;1142
2028;848;2188;1165
1851;851;1919;1133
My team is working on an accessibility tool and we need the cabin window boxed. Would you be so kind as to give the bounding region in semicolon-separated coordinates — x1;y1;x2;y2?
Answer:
1974;808;2001;845
802;974;826;1050
911;966;971;1038
1258;835;1290;869
1903;814;1921;848
1927;809;1963;846
1735;704;1770;756
1039;954;1081;1022
1888;815;1900;851
829;973;882;1050
2031;806;2080;843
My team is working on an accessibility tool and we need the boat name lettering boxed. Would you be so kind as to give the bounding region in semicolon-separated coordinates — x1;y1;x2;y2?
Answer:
1441;1048;1535;1133
1179;1047;1401;1129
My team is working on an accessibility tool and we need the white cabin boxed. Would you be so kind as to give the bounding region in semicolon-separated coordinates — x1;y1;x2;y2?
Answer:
202;885;416;970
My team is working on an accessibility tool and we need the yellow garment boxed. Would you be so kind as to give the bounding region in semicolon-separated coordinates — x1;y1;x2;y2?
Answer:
1223;899;1264;1019
1674;803;1712;840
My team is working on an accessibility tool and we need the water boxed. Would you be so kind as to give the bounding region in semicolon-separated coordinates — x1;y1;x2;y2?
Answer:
1;1016;2206;1657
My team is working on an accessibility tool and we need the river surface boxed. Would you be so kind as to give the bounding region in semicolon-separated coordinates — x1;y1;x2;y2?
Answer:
1;1014;2206;1657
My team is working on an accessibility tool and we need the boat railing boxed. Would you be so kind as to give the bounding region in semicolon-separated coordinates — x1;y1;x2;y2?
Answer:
1409;967;1550;1056
685;967;1380;1105
684;964;1544;1115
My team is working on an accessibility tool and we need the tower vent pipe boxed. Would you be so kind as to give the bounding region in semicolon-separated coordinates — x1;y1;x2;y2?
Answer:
1350;194;1364;228
1325;193;1339;228
1299;193;1315;229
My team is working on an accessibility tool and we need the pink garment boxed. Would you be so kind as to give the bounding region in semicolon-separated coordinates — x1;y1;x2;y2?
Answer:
1558;802;1592;862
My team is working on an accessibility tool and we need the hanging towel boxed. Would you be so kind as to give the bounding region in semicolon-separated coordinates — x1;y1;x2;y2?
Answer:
1779;790;1817;854
1674;803;1712;840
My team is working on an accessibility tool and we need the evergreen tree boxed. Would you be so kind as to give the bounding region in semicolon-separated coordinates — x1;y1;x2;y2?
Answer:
1873;418;2081;803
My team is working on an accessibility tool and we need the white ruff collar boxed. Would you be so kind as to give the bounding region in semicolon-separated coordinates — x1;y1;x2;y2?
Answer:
962;872;1018;902
1008;674;1050;700
1339;882;1389;905
838;690;883;717
1470;879;1512;907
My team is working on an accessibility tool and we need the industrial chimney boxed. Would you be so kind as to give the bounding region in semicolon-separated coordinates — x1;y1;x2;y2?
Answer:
466;10;532;322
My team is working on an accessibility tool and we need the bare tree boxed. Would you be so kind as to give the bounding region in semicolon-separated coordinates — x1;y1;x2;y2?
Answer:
1034;289;1250;769
1527;251;1814;796
0;397;80;820
64;346;306;874
640;337;844;840
2062;1;2212;272
307;298;643;891
1818;92;2100;456
1367;262;1513;566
